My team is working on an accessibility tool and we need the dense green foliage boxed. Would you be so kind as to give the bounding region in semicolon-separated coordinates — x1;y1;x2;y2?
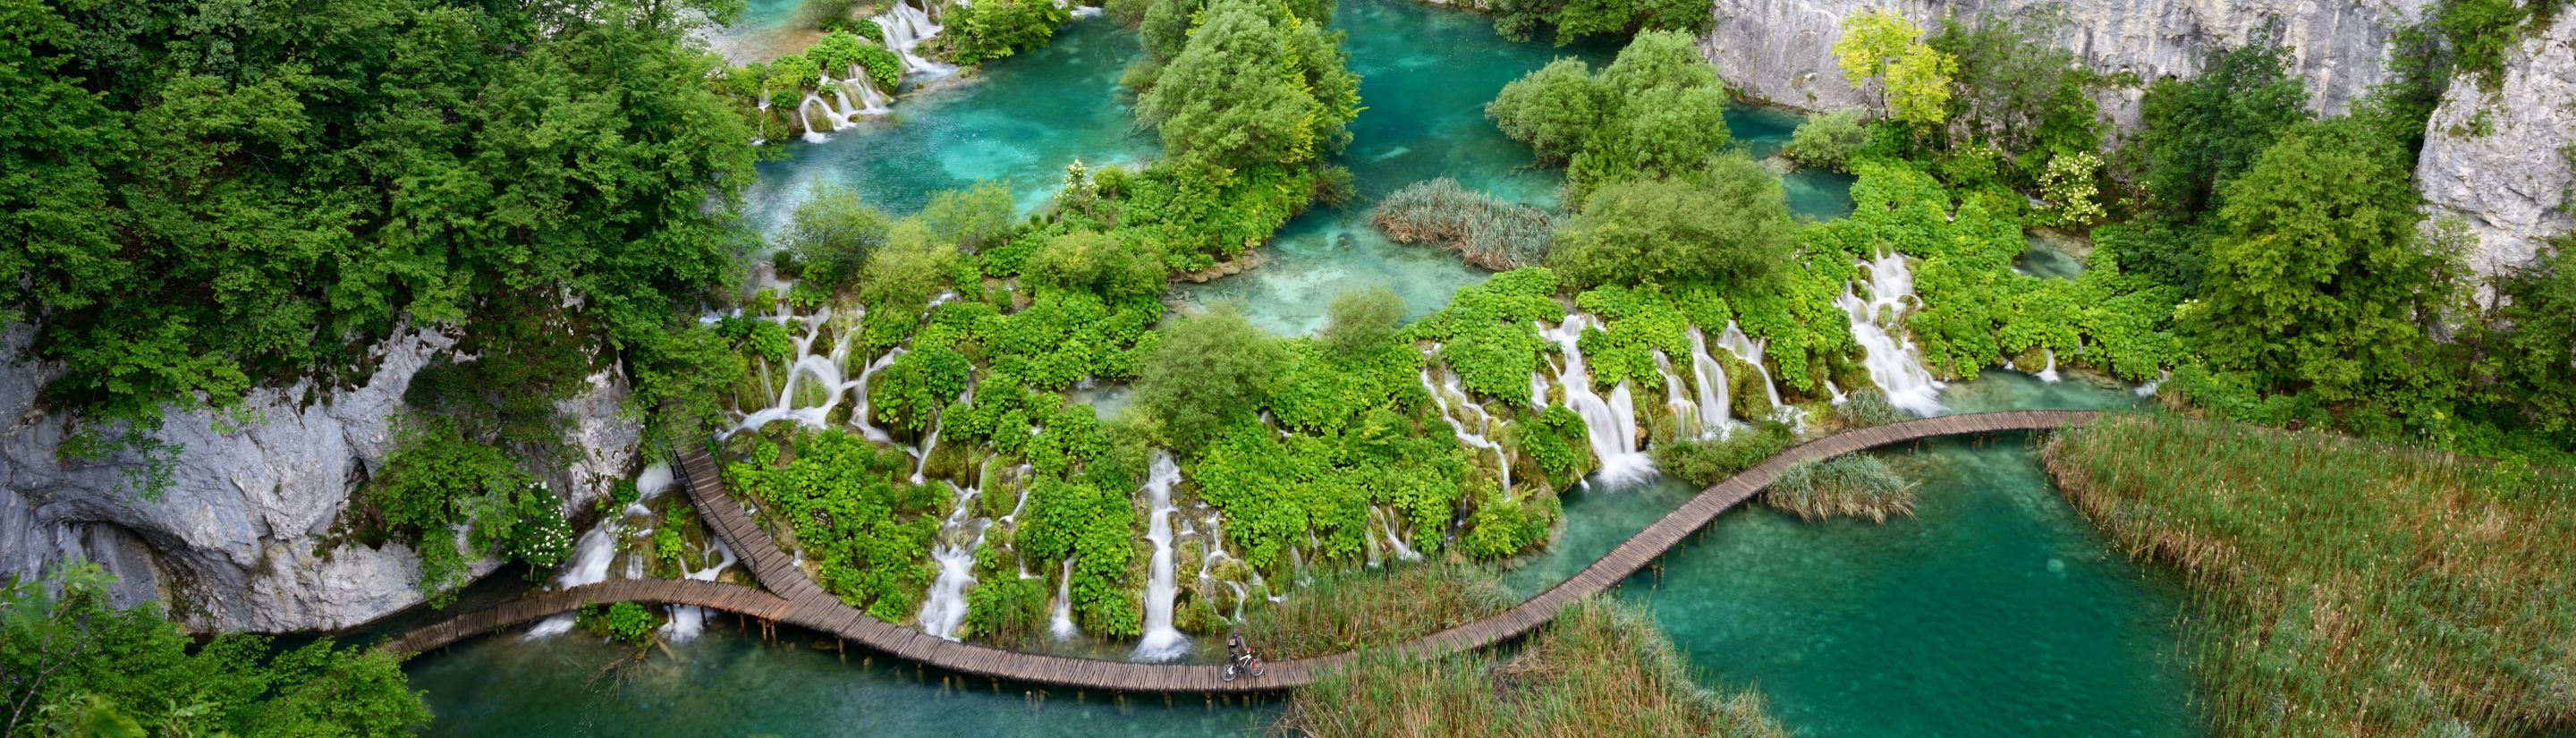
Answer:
1485;0;1712;45
1284;598;1789;737
2;564;428;737
1;0;758;478
1132;0;1360;170
1488;31;1733;197
1652;421;1794;488
725;429;941;622
574;601;664;645
941;0;1075;64
1368;179;1556;270
1782;109;1868;171
780;183;894;293
1924;13;2102;177
1133;306;1286;454
1320;286;1406;359
2046;413;2576;736
2132;38;2310;216
1833;10;1955;128
359;419;572;604
1549;156;1798;292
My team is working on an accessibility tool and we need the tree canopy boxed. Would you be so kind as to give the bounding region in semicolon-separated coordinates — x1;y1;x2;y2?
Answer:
1134;0;1360;169
1487;31;1733;197
1549;154;1798;291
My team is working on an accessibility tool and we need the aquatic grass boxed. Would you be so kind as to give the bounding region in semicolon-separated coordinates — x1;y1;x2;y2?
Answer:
1651;421;1796;488
1764;454;1916;522
2044;412;2576;737
1281;598;1789;738
1368;178;1555;270
1234;563;1512;659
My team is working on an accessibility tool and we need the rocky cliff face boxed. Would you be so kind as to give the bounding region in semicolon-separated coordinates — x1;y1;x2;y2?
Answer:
1697;0;2431;127
0;327;639;632
2415;18;2575;279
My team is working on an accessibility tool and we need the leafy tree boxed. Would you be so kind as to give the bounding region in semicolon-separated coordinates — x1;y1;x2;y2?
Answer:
1832;9;1954;128
1549;155;1797;291
1135;0;1360;169
1489;31;1732;197
2135;36;2310;215
361;417;572;603
782;183;895;293
1024;230;1167;301
2037;150;2105;227
2471;242;2576;436
1486;0;1712;43
1784;108;1868;170
2184;119;2445;403
1487;60;1606;165
859;221;965;318
943;0;1075;64
1133;304;1285;454
1320;285;1405;357
3;564;428;737
1;0;759;486
919;181;1021;250
1927;13;2101;165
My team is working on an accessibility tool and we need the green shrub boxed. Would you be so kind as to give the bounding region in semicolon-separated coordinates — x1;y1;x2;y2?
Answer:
1651;421;1795;488
1235;564;1511;658
576;602;663;645
1764;454;1915;522
1783;108;1868;171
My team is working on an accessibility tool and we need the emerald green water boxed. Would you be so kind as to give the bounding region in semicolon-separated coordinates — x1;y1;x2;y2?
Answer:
407;626;1274;736
1623;437;2201;735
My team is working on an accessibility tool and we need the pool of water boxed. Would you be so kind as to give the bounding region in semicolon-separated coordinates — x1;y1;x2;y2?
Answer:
408;623;1275;737
737;17;1157;232
1623;437;2202;736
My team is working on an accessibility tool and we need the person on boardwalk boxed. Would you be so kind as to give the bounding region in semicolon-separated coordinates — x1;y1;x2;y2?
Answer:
1224;632;1264;681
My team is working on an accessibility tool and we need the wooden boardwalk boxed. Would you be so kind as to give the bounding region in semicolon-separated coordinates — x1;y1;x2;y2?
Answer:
386;409;2097;691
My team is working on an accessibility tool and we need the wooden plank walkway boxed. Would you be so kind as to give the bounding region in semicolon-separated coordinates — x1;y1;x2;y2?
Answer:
384;410;2097;692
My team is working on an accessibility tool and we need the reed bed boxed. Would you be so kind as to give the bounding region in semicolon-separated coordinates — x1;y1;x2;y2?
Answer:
1368;178;1555;270
1235;563;1512;659
2043;412;2576;737
1764;454;1917;522
1279;598;1788;738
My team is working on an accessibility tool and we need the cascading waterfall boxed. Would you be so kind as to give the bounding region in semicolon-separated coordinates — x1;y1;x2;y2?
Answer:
1715;320;1806;431
661;540;740;642
1131;454;1189;660
1530;370;1550;409
874;2;957;77
523;525;618;639
1685;326;1733;438
796;92;833;143
1048;557;1079;640
2037;347;2061;383
728;310;866;437
1419;361;1513;498
1837;250;1945;415
1380;508;1422;563
1652;350;1699;437
840;65;894;115
918;481;989;640
848;347;906;444
1542;316;1653;486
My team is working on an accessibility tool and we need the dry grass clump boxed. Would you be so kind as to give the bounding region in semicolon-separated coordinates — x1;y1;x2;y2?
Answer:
1235;563;1511;659
1764;454;1917;522
2044;412;2576;737
1280;598;1788;738
1368;178;1554;270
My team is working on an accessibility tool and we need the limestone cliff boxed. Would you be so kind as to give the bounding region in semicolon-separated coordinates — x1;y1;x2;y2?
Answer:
1697;0;2431;126
2415;18;2575;279
0;327;639;632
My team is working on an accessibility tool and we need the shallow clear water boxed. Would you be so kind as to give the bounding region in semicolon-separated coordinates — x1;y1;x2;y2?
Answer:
2015;232;2088;280
737;18;1157;231
1623;437;2202;736
408;623;1275;737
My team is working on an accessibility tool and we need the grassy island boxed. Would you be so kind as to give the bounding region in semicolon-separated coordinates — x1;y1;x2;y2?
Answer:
2046;412;2576;736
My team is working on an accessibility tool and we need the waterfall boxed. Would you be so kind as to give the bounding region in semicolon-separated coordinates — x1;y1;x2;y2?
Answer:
661;540;739;642
1685;326;1733;438
1836;250;1945;416
1530;370;1550;409
1131;454;1189;661
1653;350;1699;437
796;92;833;143
1048;557;1079;640
841;65;894;115
1542;316;1653;486
918;482;990;640
848;347;906;444
523;525;618;639
1380;508;1422;563
1419;361;1512;498
2037;347;2061;383
1714;320;1807;430
874;2;957;78
727;309;866;437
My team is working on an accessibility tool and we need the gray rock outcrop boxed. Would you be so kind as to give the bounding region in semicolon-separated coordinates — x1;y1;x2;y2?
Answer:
0;326;639;632
1698;0;2432;127
2415;18;2575;280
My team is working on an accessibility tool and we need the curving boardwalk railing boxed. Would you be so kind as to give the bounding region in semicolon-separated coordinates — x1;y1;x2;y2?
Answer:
386;410;2097;691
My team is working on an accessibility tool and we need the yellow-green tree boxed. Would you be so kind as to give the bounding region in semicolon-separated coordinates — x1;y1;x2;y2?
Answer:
1832;9;1957;127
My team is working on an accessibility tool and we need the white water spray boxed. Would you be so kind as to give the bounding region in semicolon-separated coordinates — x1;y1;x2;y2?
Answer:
1131;454;1189;660
1837;250;1945;415
1543;316;1652;486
